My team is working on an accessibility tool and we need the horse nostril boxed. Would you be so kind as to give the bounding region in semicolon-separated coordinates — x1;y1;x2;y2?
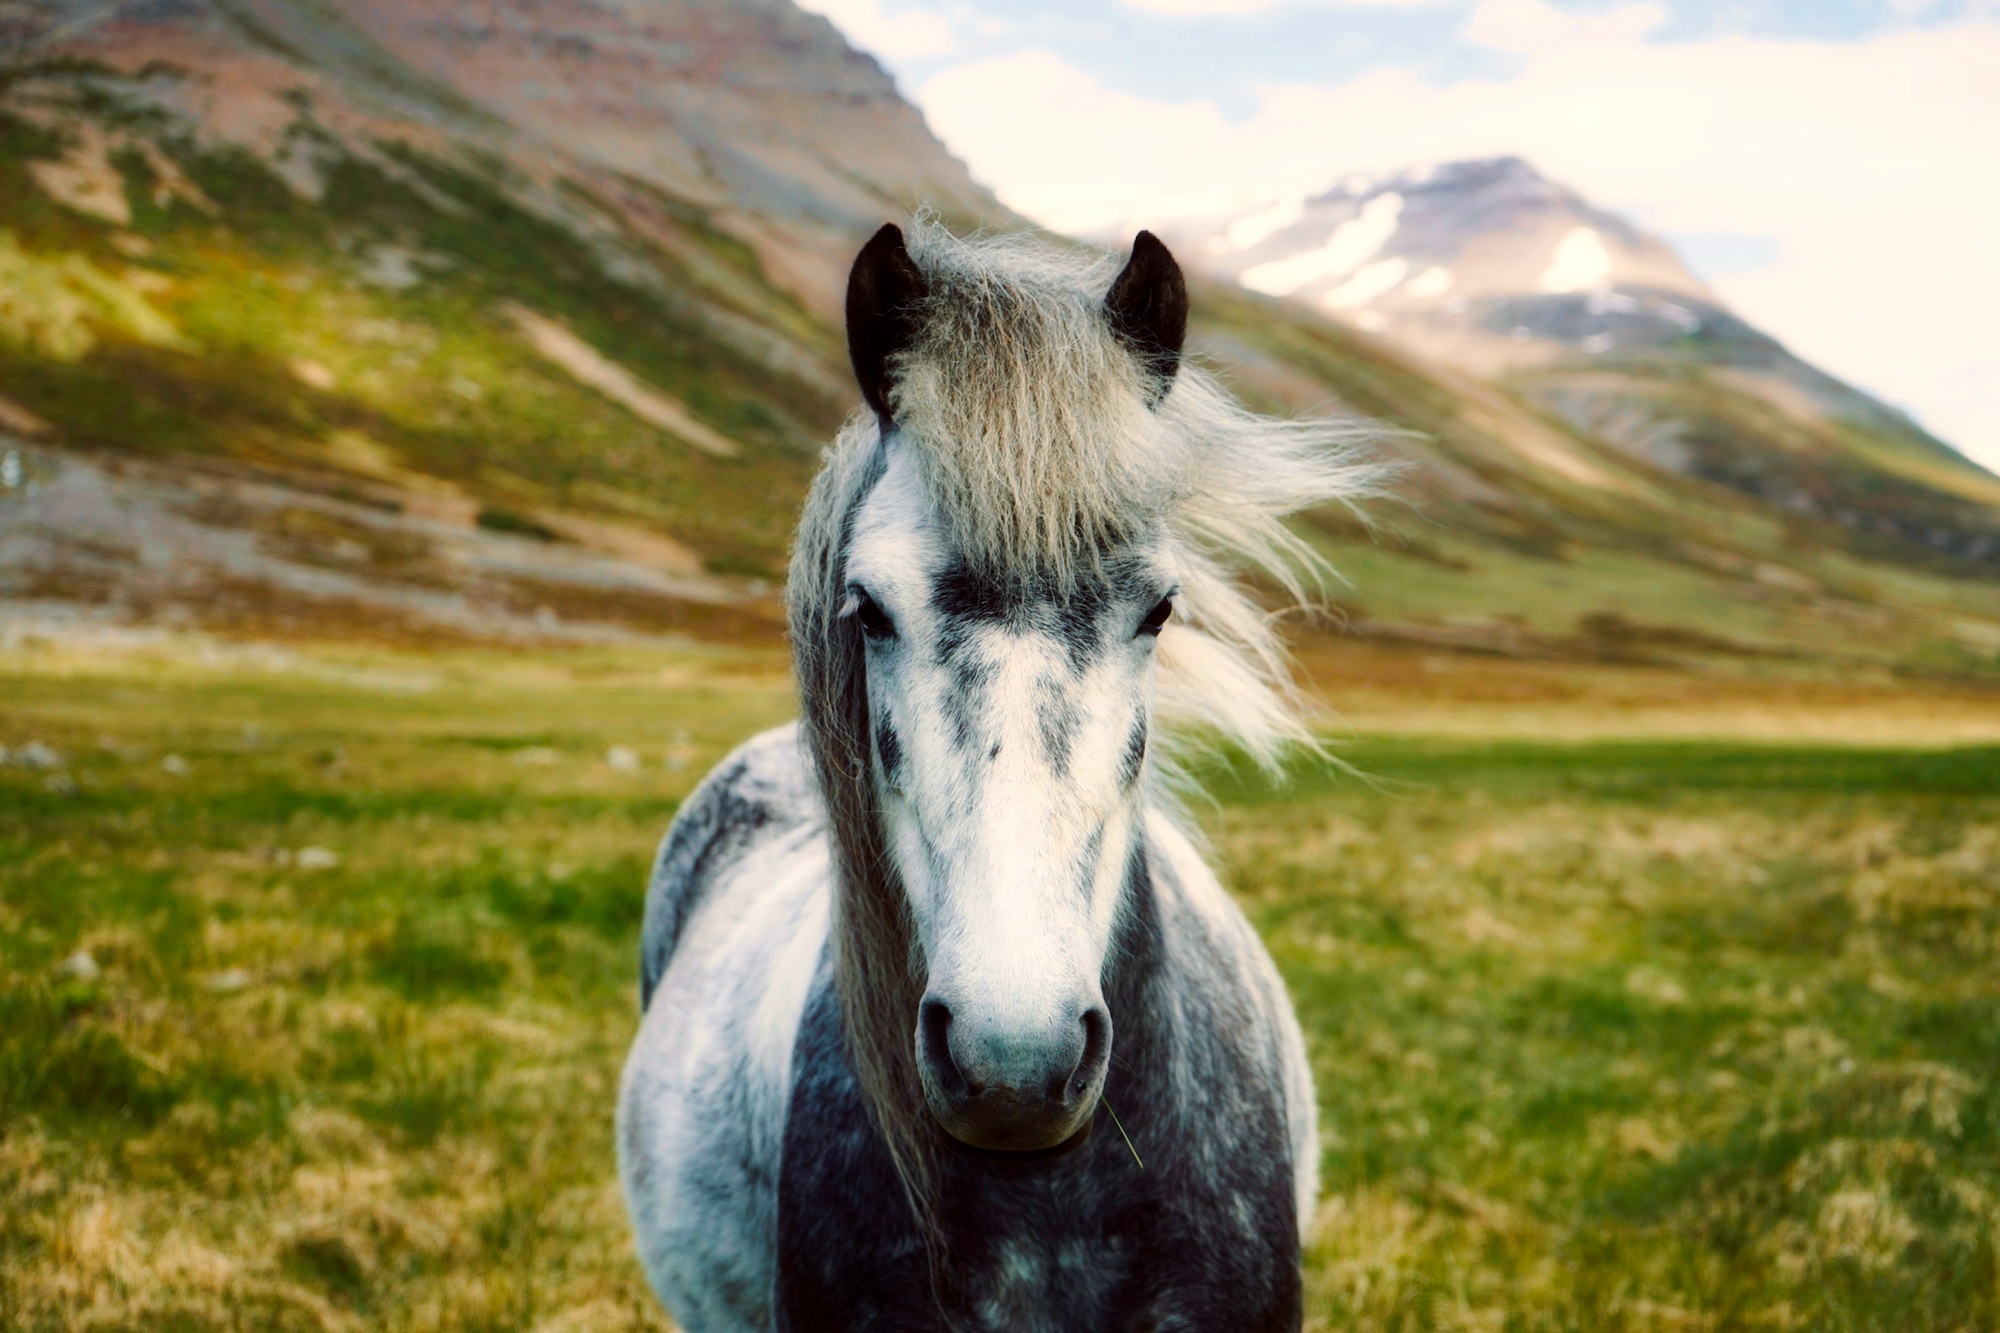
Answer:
919;998;970;1098
1066;1006;1112;1103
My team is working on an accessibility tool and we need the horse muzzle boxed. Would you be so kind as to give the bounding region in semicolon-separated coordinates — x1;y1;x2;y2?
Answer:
915;993;1112;1153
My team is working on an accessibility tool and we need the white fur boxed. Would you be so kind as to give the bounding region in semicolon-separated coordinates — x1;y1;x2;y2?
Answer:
618;729;826;1333
849;446;1166;1046
1146;809;1320;1235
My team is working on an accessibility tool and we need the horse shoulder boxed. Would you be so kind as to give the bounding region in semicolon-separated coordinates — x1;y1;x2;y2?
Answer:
1143;808;1321;1240
640;722;819;1008
621;723;832;1333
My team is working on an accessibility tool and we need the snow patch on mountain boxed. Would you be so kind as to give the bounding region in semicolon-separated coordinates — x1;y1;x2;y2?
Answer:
1221;196;1306;253
1240;193;1403;297
1326;257;1410;310
1408;265;1455;298
1173;157;1730;380
1541;227;1613;294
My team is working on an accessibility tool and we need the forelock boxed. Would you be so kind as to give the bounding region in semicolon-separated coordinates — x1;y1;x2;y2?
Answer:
890;221;1178;583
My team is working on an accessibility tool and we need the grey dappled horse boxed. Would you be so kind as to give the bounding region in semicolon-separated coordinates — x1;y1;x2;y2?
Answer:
619;220;1375;1331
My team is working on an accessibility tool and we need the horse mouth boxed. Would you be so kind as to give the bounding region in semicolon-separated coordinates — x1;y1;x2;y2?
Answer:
935;1114;1095;1162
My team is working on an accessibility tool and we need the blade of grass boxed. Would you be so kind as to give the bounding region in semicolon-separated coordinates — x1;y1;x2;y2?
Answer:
1101;1096;1144;1170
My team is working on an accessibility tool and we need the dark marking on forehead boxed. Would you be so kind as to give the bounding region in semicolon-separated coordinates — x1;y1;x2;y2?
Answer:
929;554;1162;673
1118;711;1149;788
1036;674;1082;777
1050;578;1113;674
931;563;1013;625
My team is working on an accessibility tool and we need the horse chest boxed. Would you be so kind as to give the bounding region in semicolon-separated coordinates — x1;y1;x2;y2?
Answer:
774;978;1302;1332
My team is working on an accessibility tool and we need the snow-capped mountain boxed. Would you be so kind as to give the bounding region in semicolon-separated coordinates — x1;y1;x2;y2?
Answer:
1178;157;2000;568
1183;157;1719;373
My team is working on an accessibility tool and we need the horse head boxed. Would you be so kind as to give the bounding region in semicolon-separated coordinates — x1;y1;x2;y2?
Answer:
791;219;1374;1173
830;224;1187;1152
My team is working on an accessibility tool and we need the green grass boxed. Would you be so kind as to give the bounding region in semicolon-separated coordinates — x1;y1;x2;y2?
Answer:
2;643;1997;1330
0;642;790;1330
1215;741;2000;1331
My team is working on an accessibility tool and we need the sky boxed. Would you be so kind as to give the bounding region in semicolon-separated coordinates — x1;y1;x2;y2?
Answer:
795;0;2000;471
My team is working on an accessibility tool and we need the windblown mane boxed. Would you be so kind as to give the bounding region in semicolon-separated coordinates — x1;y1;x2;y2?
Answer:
788;219;1380;1228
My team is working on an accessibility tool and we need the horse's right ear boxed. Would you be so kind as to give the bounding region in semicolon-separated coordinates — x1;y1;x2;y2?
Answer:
1105;230;1189;405
846;223;930;421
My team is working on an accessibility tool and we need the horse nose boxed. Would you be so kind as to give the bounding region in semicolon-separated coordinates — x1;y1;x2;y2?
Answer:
916;994;1112;1152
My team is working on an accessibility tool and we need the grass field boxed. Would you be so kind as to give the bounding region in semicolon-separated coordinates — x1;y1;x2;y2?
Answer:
3;635;1998;1331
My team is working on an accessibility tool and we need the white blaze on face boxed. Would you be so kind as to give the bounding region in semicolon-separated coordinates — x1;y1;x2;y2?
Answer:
843;447;1169;1035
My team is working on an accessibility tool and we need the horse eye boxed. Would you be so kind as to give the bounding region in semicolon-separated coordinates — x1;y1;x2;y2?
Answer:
854;593;895;640
1137;597;1173;638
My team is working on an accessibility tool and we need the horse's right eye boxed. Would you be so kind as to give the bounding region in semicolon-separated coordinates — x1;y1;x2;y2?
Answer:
855;593;895;640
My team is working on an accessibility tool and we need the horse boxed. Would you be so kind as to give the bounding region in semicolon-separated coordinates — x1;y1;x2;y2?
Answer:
618;219;1376;1331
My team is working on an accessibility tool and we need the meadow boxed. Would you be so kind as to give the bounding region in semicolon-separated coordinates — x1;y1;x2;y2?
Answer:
2;633;1997;1331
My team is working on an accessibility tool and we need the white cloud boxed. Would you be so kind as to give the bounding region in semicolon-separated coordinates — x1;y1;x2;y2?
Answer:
916;6;2000;468
1464;0;1668;54
919;49;1328;227
794;0;954;59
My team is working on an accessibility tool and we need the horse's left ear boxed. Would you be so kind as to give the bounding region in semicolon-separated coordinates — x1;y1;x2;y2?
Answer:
1105;230;1189;405
847;223;931;423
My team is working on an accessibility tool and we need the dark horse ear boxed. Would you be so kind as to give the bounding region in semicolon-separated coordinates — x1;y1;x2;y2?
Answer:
846;223;930;422
1104;230;1189;405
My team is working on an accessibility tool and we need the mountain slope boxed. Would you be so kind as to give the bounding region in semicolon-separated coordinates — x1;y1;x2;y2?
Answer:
0;0;1002;638
0;8;1996;679
0;0;991;315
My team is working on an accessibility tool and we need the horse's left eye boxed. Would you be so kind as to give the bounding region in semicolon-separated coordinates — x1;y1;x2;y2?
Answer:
1137;597;1173;638
854;593;896;640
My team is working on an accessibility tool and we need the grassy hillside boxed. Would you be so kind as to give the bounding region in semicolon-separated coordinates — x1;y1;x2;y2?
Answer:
4;640;1998;1330
0;60;839;581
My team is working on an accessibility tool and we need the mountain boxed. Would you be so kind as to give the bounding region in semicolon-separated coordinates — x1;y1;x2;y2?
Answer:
0;0;994;641
1191;156;1711;349
1;9;1997;679
0;0;990;315
1179;157;2000;572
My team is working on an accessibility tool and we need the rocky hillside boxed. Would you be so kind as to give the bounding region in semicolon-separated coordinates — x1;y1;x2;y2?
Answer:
0;0;995;640
1;5;1996;680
